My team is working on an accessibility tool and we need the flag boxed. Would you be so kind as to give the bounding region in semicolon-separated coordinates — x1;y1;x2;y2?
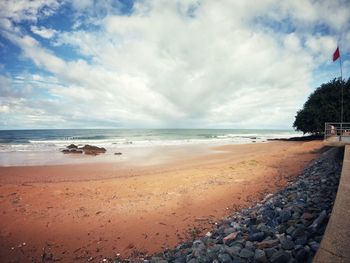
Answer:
333;47;340;62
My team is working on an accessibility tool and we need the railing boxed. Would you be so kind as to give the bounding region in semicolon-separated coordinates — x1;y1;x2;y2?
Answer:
324;122;350;142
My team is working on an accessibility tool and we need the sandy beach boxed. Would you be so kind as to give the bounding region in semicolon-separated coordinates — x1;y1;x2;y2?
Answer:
0;141;322;262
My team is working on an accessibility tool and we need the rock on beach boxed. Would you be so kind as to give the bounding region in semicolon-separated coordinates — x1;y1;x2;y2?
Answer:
61;144;107;155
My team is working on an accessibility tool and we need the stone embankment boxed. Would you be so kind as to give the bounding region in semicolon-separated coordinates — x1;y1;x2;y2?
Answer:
314;145;350;263
117;147;342;263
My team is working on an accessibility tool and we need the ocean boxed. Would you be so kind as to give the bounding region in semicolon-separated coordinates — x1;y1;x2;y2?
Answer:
0;129;302;153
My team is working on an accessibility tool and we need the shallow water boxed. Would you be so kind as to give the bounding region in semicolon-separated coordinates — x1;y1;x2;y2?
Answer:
0;129;301;166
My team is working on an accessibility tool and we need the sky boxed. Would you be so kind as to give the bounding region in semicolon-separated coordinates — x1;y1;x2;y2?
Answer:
0;0;350;130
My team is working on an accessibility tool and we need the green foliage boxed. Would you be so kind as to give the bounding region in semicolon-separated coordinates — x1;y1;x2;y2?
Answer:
293;78;350;134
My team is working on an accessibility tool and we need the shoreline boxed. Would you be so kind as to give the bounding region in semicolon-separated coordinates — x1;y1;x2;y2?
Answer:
0;142;216;167
0;131;306;167
0;141;322;262
0;141;318;183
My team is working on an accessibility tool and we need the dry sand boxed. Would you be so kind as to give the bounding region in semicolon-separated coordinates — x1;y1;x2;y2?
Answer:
0;141;322;262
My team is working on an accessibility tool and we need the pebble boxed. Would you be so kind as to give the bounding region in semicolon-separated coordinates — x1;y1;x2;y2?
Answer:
279;210;292;223
264;248;277;258
223;232;239;243
254;249;267;263
309;241;320;252
244;241;254;249
256;239;279;249
302;212;314;220
295;248;309;262
270;250;290;263
285;226;295;235
238;248;254;259
249;232;265;242
217;253;232;263
309;210;327;232
281;239;295;250
295;235;308;246
225;246;241;257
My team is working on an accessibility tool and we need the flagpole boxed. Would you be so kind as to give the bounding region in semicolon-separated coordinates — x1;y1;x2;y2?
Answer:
339;48;343;141
340;51;343;122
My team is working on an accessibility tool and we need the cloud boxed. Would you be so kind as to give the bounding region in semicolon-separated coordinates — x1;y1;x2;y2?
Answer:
1;30;66;74
0;0;349;129
305;35;337;61
0;0;61;22
0;74;33;98
30;25;57;39
0;75;12;97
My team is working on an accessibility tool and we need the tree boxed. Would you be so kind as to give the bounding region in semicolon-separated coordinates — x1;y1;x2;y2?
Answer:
293;78;350;134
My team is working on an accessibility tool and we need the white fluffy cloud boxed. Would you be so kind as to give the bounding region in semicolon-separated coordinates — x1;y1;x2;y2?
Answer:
30;25;57;38
0;0;349;129
0;0;61;22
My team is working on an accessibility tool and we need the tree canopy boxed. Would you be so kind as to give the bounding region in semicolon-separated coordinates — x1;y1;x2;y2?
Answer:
293;78;350;134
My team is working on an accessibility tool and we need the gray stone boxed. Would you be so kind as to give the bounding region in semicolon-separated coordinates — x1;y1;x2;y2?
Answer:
281;239;295;250
262;208;275;219
295;248;308;262
192;240;206;258
309;241;320;252
174;257;186;263
177;242;192;250
265;248;278;258
277;224;287;234
304;245;311;253
245;241;254;249
254;249;268;263
229;242;243;249
285;226;295;235
230;222;240;229
207;245;223;259
192;240;205;249
270;251;291;263
223;231;239;244
224;227;237;235
256;239;279;249
239;248;254;259
314;235;323;243
295;235;308;246
225;246;241;257
257;224;275;236
292;227;305;237
279;210;292;223
309;210;327;232
249;232;265;242
217;253;233;263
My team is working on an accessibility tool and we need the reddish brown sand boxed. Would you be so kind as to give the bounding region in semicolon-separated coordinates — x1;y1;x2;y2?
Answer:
0;141;322;263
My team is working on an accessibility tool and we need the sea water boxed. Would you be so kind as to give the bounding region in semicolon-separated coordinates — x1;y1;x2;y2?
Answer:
0;129;302;166
0;129;302;152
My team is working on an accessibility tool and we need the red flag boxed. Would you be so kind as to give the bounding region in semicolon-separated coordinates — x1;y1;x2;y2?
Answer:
333;47;340;62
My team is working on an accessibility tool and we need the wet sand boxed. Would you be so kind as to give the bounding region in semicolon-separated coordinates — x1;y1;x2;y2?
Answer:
0;141;322;262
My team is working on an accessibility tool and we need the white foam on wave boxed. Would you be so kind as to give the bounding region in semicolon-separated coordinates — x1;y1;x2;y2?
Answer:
0;131;303;153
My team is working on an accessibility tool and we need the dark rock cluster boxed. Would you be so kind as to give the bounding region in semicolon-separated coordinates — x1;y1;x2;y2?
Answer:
62;144;107;155
118;147;342;263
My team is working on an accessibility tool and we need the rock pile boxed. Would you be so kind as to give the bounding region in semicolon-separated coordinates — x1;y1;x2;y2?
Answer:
62;144;107;155
118;147;342;263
